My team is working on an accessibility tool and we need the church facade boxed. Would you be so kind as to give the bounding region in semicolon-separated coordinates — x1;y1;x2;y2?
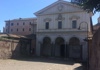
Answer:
35;0;92;61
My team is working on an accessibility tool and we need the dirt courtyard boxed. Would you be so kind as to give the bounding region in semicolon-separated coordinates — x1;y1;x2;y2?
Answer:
0;57;84;70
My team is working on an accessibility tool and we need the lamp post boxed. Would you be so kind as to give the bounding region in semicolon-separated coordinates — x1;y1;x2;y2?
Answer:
78;22;89;70
78;22;88;39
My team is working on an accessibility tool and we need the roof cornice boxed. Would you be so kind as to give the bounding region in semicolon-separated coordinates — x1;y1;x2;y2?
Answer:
34;0;81;16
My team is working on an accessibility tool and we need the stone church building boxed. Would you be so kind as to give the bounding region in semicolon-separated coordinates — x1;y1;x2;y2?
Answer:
35;0;92;61
3;0;93;61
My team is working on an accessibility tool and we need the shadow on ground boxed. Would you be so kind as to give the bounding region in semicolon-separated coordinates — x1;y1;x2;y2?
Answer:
12;56;87;70
74;62;87;70
13;56;75;65
74;66;83;70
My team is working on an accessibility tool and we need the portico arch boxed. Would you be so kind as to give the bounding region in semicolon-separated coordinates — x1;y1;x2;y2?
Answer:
55;37;64;45
41;37;52;57
69;37;80;46
55;37;65;57
69;37;82;59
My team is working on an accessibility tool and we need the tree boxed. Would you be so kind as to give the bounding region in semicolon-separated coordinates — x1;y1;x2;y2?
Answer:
81;0;100;13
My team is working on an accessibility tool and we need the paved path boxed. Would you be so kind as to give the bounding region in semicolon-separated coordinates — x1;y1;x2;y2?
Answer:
0;57;83;70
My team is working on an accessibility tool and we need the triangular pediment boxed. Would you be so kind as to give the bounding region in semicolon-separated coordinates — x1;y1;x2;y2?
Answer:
34;0;84;16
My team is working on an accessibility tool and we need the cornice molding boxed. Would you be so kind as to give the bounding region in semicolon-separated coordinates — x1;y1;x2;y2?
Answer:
69;15;80;20
43;18;52;22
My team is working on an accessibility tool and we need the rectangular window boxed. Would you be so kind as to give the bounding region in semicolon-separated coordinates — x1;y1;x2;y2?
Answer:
23;28;24;31
11;29;13;32
72;20;77;28
29;28;31;31
23;22;25;25
45;22;49;29
11;23;13;26
17;28;18;31
30;22;31;25
17;23;19;25
58;21;62;29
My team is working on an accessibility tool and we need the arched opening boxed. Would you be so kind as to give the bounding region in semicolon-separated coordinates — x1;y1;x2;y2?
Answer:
69;37;82;59
55;37;65;57
69;37;80;46
41;37;51;57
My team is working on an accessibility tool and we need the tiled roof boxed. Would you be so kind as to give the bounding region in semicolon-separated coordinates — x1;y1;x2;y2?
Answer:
0;33;27;39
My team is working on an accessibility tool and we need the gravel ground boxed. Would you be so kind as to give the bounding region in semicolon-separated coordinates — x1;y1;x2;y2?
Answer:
0;57;83;70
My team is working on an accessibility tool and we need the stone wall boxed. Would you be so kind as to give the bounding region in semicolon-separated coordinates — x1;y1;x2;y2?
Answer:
89;28;100;70
0;40;18;59
0;38;33;59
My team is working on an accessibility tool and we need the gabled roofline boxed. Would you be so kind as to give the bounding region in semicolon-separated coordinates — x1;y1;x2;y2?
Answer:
34;0;82;16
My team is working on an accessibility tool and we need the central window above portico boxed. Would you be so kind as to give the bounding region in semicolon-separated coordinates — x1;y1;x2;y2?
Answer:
45;22;49;29
69;15;80;29
58;21;62;29
72;20;77;28
56;14;65;29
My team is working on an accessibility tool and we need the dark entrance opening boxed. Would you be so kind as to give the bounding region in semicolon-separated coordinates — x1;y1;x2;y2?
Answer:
41;37;51;57
69;37;82;60
55;37;65;58
66;44;69;58
60;44;65;58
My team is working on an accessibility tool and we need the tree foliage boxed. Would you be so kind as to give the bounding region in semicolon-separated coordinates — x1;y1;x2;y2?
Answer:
81;0;100;13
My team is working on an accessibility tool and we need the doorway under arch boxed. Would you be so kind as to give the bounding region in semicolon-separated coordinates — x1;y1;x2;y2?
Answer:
69;37;82;59
55;37;65;57
41;37;52;57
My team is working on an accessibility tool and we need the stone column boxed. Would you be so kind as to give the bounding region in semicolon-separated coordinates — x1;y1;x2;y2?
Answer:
40;42;42;56
64;41;66;58
82;42;88;61
51;41;55;57
51;42;53;57
36;41;41;56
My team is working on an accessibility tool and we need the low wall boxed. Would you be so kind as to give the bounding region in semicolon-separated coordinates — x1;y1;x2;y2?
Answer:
0;40;18;59
0;38;33;59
